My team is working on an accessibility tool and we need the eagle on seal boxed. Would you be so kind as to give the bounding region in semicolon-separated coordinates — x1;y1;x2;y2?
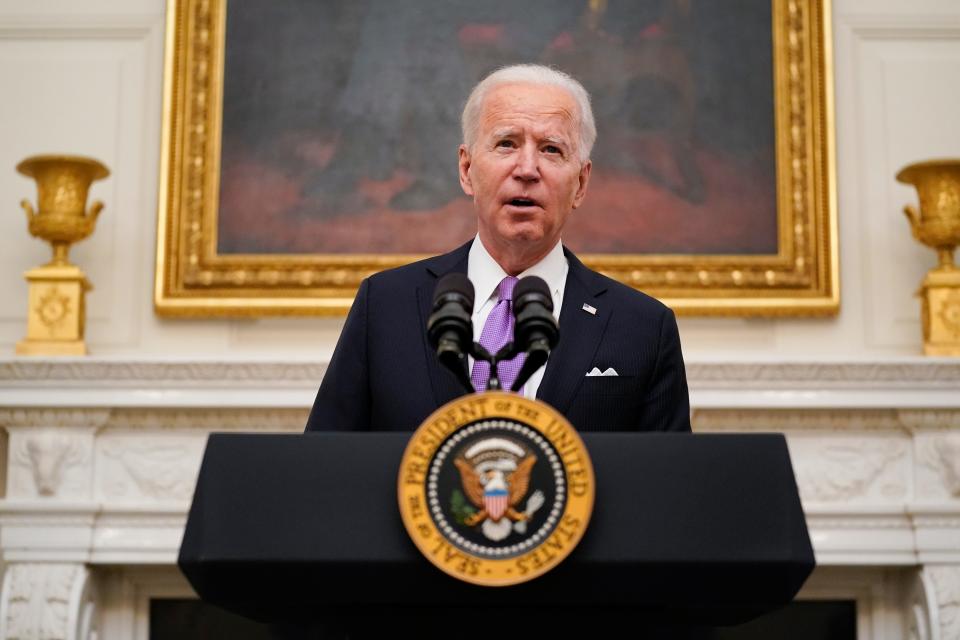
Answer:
454;454;536;529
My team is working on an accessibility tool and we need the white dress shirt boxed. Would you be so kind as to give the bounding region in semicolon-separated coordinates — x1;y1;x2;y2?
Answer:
467;235;568;399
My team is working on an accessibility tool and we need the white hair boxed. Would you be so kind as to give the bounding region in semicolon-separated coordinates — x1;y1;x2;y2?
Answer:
461;64;596;164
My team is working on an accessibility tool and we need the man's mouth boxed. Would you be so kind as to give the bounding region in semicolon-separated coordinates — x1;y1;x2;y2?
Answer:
506;197;540;208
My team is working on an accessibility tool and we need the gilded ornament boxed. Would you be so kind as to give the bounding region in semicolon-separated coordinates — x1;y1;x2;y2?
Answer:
35;286;72;331
897;159;960;356
14;155;109;356
938;290;960;339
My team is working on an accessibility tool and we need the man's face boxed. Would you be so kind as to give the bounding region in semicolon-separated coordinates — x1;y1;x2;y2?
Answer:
458;83;591;272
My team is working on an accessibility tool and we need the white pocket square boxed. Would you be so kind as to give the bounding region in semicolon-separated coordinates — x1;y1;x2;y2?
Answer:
586;367;619;377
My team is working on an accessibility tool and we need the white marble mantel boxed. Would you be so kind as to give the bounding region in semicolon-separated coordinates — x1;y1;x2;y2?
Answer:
2;357;960;409
0;357;958;639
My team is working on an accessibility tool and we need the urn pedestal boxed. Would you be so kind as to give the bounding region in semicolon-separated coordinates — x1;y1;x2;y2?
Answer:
14;155;108;356
897;159;960;357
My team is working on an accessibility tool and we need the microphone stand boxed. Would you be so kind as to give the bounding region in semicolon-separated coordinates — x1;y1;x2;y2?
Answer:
437;344;474;394
436;339;522;395
473;341;537;392
508;339;549;393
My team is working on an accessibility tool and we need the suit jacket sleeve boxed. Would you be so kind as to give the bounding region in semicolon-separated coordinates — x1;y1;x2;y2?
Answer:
640;308;691;432
304;278;371;431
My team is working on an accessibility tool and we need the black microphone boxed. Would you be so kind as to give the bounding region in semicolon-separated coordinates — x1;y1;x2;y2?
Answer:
427;273;475;393
510;276;559;392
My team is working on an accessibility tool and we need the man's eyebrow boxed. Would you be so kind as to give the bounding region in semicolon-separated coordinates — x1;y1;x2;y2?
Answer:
491;128;519;139
542;136;569;147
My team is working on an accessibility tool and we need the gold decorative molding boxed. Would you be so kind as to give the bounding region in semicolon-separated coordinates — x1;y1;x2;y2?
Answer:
155;0;838;317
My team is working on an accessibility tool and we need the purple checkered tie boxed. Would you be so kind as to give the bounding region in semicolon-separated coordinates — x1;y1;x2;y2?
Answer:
471;276;526;393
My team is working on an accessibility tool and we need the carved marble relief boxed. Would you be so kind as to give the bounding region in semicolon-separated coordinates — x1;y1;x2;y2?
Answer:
909;567;937;640
0;410;109;431
0;564;93;640
790;438;908;503
105;407;307;432
97;436;205;502
917;434;960;500
928;565;960;640
7;431;93;500
899;410;960;432
692;408;902;432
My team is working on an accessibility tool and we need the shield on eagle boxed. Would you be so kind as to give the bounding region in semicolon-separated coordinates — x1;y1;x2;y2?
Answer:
483;488;508;520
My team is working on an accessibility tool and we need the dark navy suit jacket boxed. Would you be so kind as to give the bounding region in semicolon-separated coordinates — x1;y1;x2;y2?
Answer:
305;240;690;432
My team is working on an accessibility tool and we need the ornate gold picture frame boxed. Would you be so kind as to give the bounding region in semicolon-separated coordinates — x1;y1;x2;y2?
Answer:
156;0;837;317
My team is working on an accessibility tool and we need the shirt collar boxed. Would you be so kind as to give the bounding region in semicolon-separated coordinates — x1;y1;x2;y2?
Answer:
467;235;568;308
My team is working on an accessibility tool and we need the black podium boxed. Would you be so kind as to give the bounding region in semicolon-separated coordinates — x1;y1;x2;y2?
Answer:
179;433;813;637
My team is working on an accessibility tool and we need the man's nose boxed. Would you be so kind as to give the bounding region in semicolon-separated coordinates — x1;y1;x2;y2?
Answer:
513;145;540;181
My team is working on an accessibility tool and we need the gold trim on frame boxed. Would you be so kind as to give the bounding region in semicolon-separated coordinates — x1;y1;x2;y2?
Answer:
155;0;838;317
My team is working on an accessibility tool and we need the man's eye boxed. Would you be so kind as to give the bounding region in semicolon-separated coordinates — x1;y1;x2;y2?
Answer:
496;140;514;148
543;145;562;154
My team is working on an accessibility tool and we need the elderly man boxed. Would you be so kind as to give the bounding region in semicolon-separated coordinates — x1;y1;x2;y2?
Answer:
306;64;690;433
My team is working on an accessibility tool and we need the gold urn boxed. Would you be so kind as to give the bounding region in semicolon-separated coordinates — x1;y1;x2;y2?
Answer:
896;159;960;356
15;155;109;356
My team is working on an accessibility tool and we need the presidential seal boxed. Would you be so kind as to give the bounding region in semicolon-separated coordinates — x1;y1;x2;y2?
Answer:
398;392;594;586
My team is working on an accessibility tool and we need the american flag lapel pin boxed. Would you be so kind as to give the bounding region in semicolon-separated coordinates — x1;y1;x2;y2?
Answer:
582;303;597;315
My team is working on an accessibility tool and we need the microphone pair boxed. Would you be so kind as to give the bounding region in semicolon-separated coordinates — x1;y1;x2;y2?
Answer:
427;273;559;394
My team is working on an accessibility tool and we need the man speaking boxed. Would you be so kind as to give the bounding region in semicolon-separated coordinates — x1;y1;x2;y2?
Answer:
306;64;690;433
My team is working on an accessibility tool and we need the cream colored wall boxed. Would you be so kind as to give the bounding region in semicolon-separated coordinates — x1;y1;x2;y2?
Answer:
1;0;958;360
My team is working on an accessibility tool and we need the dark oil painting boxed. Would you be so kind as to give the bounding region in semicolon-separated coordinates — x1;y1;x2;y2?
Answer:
218;0;777;256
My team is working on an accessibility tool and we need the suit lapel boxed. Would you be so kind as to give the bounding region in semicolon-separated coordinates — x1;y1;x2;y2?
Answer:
417;240;473;408
537;248;611;415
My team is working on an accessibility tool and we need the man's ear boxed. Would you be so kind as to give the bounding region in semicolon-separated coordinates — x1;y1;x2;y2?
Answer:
572;160;592;209
458;145;474;197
